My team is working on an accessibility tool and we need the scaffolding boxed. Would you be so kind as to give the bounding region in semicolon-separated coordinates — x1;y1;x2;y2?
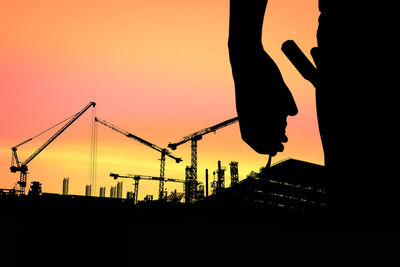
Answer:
216;161;225;194
185;166;197;203
230;161;239;186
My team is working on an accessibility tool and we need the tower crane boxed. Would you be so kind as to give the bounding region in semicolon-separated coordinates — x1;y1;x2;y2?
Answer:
110;172;187;204
95;117;182;200
10;102;96;195
168;117;238;182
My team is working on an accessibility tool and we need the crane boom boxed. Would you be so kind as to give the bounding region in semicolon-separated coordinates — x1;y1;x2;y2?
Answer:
22;102;96;166
95;117;182;163
168;117;238;150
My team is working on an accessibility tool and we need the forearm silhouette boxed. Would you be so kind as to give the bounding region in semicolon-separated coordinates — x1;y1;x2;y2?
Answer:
228;0;298;156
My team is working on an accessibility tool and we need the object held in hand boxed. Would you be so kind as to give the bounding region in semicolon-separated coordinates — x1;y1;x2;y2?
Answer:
282;40;319;87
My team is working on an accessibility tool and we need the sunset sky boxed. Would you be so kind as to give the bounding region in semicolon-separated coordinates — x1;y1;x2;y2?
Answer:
0;0;322;199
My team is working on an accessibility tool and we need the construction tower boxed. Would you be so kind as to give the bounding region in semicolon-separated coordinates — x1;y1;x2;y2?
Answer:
216;160;225;194
185;166;195;203
230;161;239;186
168;117;238;193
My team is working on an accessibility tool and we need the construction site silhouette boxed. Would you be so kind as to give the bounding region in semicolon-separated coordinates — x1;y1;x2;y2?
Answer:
1;1;399;265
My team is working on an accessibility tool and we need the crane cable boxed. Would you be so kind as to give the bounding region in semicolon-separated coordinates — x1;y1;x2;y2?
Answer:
28;115;75;141
89;106;98;196
11;114;76;166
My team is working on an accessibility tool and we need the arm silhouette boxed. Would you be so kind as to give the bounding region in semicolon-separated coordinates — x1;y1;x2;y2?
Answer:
228;0;298;156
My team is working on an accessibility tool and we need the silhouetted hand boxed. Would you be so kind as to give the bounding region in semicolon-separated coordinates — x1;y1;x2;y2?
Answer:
228;0;298;156
229;47;298;155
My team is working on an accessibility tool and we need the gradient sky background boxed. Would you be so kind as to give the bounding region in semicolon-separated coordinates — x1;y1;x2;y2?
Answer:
0;0;322;199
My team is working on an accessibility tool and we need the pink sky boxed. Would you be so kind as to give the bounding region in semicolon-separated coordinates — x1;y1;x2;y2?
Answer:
0;0;322;198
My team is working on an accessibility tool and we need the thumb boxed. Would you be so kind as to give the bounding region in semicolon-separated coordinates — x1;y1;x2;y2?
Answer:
310;47;321;69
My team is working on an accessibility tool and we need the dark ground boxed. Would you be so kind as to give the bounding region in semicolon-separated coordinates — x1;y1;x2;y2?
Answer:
1;194;399;266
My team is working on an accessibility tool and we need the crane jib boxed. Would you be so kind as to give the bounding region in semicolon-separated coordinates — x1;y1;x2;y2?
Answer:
95;117;181;162
21;102;96;166
168;116;239;148
109;173;188;183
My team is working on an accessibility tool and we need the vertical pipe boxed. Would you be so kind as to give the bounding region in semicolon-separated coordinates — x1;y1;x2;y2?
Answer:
205;169;209;197
217;160;221;193
85;185;91;197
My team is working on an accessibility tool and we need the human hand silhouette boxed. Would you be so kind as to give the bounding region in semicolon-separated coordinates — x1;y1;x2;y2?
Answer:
229;47;298;156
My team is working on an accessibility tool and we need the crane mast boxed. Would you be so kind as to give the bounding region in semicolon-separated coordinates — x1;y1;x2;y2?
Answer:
10;102;96;195
168;117;238;182
95;117;182;200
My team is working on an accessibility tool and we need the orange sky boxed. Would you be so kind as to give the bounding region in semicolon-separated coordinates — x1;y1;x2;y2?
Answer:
0;0;322;199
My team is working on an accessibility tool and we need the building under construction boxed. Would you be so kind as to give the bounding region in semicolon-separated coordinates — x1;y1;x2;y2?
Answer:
207;158;327;212
263;158;326;210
